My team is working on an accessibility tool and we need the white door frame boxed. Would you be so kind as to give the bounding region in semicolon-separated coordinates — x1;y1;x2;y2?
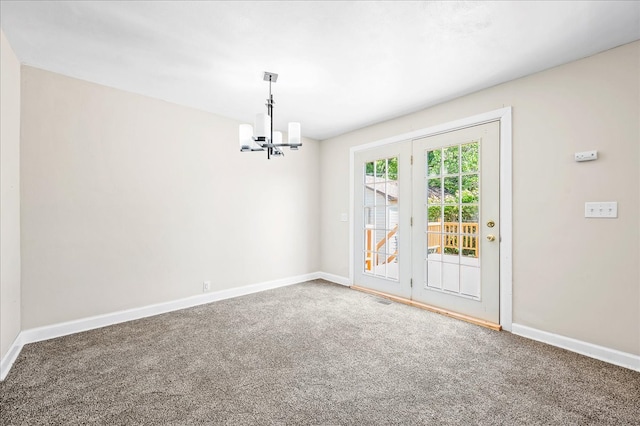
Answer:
349;107;513;331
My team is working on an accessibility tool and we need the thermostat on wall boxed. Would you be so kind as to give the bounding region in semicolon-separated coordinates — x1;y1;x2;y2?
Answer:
575;150;598;162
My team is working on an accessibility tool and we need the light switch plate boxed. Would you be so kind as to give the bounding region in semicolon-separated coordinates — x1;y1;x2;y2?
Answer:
585;202;617;218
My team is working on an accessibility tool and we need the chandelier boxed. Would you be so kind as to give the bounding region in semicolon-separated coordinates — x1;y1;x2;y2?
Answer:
239;72;301;159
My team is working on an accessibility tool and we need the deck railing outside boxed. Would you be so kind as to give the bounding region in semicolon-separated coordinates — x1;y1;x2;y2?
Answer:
427;222;479;257
365;224;398;271
365;222;480;272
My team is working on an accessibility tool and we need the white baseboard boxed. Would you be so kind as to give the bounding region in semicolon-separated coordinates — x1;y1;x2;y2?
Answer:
6;278;637;380
0;335;24;381
512;323;640;372
20;272;322;346
317;272;351;286
2;272;322;381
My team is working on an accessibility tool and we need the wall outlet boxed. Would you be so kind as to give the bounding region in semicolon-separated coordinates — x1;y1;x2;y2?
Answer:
203;281;211;292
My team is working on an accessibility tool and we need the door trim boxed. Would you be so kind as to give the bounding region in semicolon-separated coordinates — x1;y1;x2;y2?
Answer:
349;107;513;331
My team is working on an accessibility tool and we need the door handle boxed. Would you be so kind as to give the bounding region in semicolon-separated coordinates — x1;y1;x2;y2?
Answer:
486;235;496;242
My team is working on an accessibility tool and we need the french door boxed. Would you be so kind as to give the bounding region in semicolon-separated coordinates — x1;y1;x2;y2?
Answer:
353;141;412;298
411;122;500;323
354;122;501;324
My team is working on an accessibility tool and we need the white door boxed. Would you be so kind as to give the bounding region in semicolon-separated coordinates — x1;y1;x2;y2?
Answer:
353;141;412;298
411;122;500;323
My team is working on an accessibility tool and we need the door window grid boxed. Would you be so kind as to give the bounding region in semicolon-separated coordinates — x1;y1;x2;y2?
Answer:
424;142;481;299
363;157;399;281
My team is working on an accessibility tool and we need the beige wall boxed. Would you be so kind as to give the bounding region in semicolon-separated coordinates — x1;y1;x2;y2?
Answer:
20;66;320;329
320;41;640;355
1;30;22;360
9;36;640;362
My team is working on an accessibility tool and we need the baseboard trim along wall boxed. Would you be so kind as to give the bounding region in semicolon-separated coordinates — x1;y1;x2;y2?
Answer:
512;323;640;372
0;335;24;381
1;272;329;381
317;272;350;286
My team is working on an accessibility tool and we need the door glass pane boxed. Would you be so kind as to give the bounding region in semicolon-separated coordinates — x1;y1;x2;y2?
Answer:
461;205;479;260
427;149;441;176
428;178;442;202
364;250;373;271
374;183;385;205
374;256;386;278
373;206;386;229
375;228;390;253
444;145;459;174
364;162;375;205
388;158;398;181
461;143;479;172
363;155;399;281
365;162;374;178
461;233;479;259
426;232;442;258
375;159;386;179
461;205;479;223
364;207;374;226
364;229;374;252
443;232;459;256
428;205;442;223
444;177;459;202
424;140;480;299
461;175;479;203
443;205;458;222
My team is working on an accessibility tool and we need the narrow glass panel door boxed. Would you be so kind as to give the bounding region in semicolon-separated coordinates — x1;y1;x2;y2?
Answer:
364;157;399;280
354;141;411;298
412;122;500;324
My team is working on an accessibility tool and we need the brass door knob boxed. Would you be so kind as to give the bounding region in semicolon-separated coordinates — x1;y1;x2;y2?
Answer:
486;235;496;242
487;220;495;228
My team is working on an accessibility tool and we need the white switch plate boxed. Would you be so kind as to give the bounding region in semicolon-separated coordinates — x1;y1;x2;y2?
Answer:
575;150;598;162
340;213;348;222
585;202;617;218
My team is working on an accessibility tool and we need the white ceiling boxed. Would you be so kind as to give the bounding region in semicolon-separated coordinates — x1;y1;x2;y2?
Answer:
1;1;639;140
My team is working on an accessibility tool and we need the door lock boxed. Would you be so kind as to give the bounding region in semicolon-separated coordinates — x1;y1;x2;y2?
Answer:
487;220;495;228
486;234;496;242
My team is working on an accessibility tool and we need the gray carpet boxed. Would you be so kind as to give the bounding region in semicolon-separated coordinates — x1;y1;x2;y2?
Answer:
1;280;639;425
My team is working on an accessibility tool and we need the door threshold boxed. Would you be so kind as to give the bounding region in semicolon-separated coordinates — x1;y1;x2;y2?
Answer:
351;285;502;331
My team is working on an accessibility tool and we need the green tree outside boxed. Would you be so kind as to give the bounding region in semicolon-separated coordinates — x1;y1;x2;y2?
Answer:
366;157;398;180
364;144;479;223
427;142;479;223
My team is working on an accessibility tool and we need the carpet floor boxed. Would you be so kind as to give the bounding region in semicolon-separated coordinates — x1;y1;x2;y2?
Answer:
1;280;639;425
